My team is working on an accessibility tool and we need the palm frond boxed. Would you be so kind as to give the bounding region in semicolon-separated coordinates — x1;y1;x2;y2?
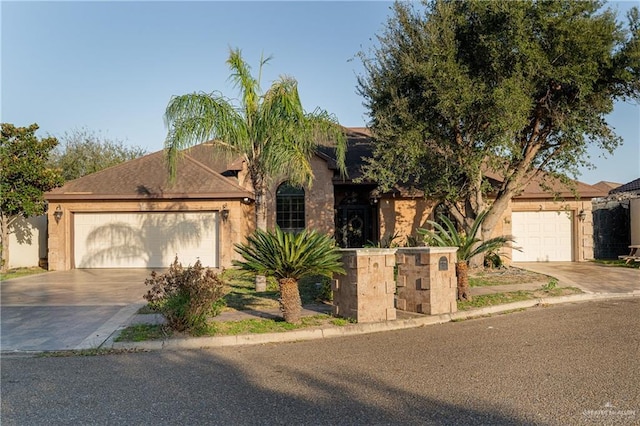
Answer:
417;210;516;263
234;227;345;280
164;47;347;201
164;92;246;180
227;47;261;119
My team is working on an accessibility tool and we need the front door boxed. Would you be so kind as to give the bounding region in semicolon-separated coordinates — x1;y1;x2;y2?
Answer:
335;188;378;248
336;206;370;248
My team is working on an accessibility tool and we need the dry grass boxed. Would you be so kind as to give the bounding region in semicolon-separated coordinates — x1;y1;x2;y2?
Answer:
469;266;550;287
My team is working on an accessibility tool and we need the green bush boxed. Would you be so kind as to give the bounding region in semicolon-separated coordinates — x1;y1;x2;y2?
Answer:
144;257;226;335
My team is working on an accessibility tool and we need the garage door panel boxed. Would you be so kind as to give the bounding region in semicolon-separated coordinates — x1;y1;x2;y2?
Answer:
512;211;572;262
74;212;218;268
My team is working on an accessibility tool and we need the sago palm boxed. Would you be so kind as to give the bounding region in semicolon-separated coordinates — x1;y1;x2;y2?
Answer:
164;47;347;231
418;210;518;301
233;227;345;324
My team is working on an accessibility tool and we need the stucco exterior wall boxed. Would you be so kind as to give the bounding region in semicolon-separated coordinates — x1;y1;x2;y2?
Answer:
378;198;435;243
7;215;47;269
376;196;595;263
46;199;253;271
631;198;640;246
503;198;596;262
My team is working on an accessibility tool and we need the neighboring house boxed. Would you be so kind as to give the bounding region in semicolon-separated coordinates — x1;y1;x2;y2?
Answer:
593;178;640;259
592;181;622;194
44;127;606;270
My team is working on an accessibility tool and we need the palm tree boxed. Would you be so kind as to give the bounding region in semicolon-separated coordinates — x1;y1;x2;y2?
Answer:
418;210;518;301
164;48;347;232
233;227;344;324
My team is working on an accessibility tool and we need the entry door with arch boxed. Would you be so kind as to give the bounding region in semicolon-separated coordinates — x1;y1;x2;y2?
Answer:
335;189;378;248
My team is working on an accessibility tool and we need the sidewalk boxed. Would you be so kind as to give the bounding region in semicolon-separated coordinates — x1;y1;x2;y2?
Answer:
128;282;548;327
110;281;639;351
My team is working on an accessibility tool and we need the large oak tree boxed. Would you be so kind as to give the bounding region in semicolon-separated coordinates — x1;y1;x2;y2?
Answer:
358;0;640;240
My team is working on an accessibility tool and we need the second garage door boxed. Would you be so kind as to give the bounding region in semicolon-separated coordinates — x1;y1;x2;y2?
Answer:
74;212;218;268
511;211;573;262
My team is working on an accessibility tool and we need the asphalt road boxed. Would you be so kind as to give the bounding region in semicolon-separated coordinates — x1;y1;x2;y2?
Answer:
2;298;639;425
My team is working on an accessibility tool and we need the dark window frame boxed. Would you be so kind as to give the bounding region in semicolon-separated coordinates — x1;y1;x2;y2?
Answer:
276;182;305;233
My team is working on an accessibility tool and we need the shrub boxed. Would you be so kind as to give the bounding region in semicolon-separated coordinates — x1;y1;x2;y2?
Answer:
144;257;226;335
484;251;505;269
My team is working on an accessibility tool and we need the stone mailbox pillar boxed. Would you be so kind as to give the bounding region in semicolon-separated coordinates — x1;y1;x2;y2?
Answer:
332;249;397;323
395;247;458;315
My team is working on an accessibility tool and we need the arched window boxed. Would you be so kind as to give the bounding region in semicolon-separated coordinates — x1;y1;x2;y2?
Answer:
276;182;305;233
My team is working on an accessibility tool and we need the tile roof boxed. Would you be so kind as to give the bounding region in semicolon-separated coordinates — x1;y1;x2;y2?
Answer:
45;146;253;201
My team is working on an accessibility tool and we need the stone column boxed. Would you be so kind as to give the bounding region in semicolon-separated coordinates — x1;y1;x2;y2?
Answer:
332;249;397;323
395;247;457;315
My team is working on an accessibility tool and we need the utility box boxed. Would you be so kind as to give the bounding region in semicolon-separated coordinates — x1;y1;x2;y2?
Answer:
332;249;397;323
395;247;458;315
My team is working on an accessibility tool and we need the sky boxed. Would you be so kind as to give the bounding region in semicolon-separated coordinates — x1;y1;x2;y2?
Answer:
2;0;639;186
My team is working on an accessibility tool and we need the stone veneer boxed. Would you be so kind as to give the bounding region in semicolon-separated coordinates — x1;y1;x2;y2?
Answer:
332;249;397;323
395;247;458;315
332;247;459;322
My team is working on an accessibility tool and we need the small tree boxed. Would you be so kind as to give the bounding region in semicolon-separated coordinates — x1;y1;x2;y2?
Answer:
418;211;518;301
49;128;147;181
0;123;64;272
233;227;344;323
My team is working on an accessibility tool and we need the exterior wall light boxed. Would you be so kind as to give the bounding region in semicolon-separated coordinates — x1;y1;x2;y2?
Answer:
578;210;587;222
53;205;63;224
220;204;230;221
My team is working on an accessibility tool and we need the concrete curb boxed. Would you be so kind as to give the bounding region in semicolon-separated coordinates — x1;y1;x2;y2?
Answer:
109;292;640;352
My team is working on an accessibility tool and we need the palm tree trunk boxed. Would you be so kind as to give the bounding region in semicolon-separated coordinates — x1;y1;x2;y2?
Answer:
455;261;472;302
278;277;302;324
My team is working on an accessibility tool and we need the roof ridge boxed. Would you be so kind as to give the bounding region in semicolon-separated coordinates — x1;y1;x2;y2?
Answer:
59;149;162;185
182;152;253;195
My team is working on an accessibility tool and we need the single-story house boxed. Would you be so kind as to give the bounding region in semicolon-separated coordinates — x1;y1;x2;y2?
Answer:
44;127;606;270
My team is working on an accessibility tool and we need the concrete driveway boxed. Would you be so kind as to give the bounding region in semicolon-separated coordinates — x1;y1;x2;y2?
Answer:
513;262;640;294
1;269;152;352
2;263;638;353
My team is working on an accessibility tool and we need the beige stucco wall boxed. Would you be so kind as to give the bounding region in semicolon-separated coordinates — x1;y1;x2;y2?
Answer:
7;215;47;269
500;198;596;262
630;198;640;246
376;195;595;263
46;199;254;271
378;198;436;244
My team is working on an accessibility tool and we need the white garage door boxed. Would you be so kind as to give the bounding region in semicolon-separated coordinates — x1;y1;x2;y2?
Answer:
511;211;572;262
74;212;218;268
